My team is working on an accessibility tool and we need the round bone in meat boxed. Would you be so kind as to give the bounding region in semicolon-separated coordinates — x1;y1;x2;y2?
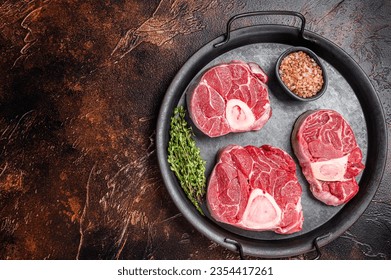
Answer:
225;99;256;131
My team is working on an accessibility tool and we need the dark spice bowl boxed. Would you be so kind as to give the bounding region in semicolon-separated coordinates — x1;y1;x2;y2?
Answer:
275;46;328;101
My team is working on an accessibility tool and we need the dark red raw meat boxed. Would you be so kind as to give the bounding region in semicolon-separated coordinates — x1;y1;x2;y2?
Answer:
189;61;271;137
292;109;365;206
207;145;303;234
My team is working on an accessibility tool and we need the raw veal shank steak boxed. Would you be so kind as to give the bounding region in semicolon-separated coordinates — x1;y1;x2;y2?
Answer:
292;109;365;206
188;61;271;137
207;145;303;234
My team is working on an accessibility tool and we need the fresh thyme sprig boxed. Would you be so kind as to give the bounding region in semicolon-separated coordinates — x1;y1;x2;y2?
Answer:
167;106;206;214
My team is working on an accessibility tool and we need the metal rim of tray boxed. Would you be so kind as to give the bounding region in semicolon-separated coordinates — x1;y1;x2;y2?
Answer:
156;11;388;258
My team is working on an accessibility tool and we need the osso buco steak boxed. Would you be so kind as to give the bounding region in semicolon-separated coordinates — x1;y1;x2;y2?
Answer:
188;61;271;137
207;145;304;234
292;109;365;206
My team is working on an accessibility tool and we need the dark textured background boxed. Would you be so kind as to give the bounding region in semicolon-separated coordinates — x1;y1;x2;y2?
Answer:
0;0;390;259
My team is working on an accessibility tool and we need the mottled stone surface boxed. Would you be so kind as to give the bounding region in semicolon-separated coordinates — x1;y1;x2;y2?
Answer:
0;0;390;259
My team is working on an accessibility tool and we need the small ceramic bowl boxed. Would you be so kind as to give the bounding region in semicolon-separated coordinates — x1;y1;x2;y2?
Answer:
275;46;328;101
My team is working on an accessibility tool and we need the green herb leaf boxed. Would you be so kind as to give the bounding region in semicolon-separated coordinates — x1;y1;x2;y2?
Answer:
167;106;206;214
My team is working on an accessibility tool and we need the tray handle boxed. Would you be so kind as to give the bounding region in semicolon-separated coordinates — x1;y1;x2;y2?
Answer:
214;11;306;48
307;233;331;260
224;238;245;260
225;233;331;260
